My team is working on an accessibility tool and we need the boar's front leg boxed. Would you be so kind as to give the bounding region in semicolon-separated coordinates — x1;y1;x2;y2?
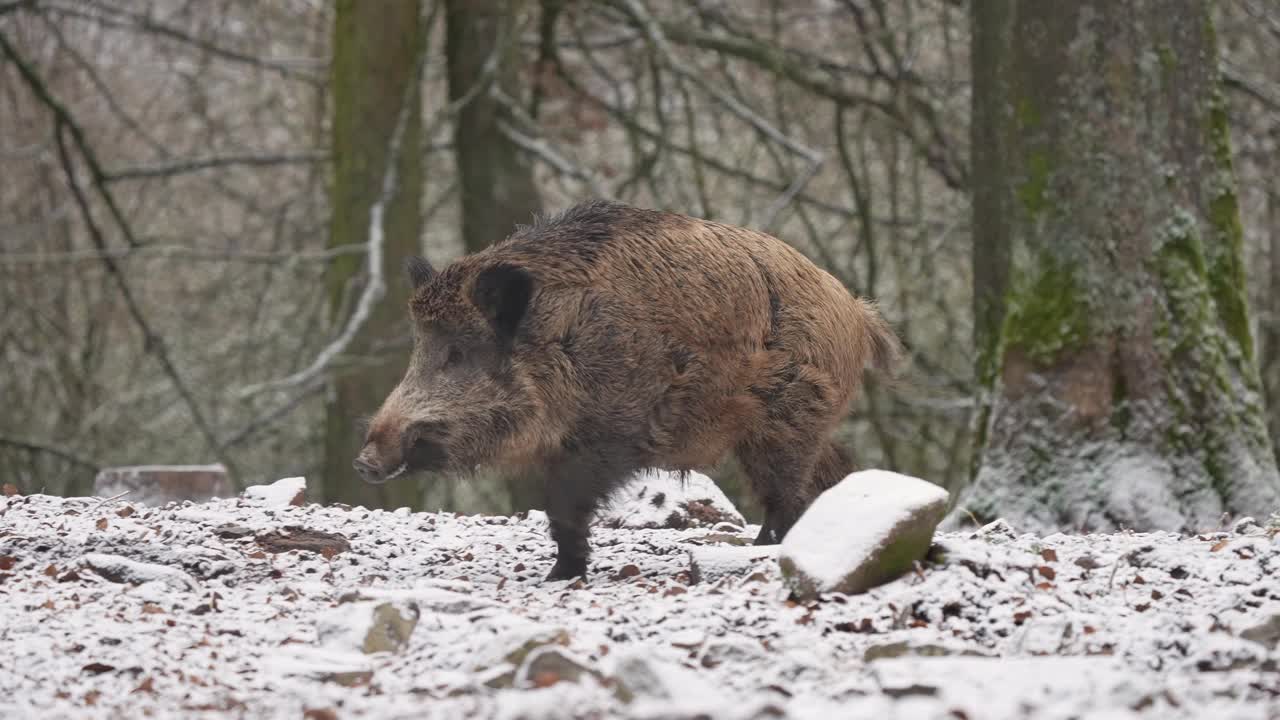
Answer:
541;454;630;582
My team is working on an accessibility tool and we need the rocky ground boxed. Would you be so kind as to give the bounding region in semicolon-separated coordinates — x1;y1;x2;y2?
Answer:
0;474;1278;720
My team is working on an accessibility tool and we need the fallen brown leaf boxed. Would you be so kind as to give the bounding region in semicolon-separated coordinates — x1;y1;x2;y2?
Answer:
1210;539;1230;552
532;671;562;688
1040;548;1059;562
0;556;15;571
1038;565;1057;581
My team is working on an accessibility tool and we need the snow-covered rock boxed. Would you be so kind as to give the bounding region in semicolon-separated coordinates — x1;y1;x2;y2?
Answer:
608;648;727;712
241;475;307;507
1236;604;1280;651
778;469;949;599
316;599;420;654
687;544;778;584
80;552;197;591
516;646;602;689
92;463;232;505
596;469;745;530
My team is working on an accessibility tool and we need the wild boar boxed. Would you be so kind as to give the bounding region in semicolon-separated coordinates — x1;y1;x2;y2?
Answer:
354;200;901;581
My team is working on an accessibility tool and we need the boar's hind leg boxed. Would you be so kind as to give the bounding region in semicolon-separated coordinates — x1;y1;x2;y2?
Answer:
541;454;630;582
736;437;814;545
737;367;851;545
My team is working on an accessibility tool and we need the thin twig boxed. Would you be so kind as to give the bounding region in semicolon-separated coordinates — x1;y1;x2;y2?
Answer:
92;489;131;509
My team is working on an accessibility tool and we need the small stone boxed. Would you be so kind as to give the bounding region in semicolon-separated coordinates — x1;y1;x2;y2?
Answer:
609;650;727;709
686;532;752;546
863;639;992;662
1239;610;1280;650
973;518;1017;542
688;545;779;584
241;477;306;507
317;600;419;655
778;470;949;599
1230;516;1263;536
516;646;601;688
214;524;255;539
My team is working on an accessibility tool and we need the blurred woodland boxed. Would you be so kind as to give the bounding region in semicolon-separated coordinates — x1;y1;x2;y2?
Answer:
2;0;1279;527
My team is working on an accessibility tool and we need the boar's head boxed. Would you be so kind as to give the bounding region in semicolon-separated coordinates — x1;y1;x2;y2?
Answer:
352;255;550;484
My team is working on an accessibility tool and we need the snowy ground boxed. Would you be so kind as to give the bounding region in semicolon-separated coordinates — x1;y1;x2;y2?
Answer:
1;480;1278;720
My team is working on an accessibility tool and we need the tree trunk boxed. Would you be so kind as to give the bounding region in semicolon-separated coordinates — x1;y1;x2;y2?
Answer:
445;0;546;512
952;0;1280;532
323;0;423;509
445;0;543;254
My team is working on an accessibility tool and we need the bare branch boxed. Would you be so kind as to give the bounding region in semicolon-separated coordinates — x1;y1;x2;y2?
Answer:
39;0;324;83
490;87;610;198
0;29;240;481
0;436;101;473
103;152;327;183
609;0;825;166
0;242;367;266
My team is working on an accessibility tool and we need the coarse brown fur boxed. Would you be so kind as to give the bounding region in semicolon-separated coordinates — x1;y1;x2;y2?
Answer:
354;199;903;581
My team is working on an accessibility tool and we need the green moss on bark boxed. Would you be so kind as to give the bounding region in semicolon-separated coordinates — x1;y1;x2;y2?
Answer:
1001;259;1091;365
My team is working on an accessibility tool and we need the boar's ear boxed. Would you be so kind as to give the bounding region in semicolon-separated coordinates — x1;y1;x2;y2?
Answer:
472;263;534;341
405;256;435;290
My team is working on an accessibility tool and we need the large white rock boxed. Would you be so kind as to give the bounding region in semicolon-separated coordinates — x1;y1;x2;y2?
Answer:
778;469;949;599
595;469;744;530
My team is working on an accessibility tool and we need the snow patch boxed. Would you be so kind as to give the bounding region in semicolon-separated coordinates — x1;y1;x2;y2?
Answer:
241;475;307;507
596;468;745;529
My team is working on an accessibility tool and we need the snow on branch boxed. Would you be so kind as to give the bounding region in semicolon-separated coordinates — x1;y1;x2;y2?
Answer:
233;37;427;401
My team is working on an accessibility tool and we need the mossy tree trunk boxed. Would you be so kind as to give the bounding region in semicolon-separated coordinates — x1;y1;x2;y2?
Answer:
445;0;546;512
952;0;1280;532
322;0;423;508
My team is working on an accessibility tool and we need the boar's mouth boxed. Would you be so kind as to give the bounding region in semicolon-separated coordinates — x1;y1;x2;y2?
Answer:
400;428;449;475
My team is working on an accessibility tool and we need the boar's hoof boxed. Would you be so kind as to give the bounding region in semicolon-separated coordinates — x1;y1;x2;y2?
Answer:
544;557;588;582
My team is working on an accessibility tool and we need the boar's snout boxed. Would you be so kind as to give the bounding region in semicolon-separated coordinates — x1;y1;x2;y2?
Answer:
352;419;450;485
352;455;386;485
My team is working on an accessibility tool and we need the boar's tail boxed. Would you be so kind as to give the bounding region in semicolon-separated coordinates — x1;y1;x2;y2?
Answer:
861;300;905;378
